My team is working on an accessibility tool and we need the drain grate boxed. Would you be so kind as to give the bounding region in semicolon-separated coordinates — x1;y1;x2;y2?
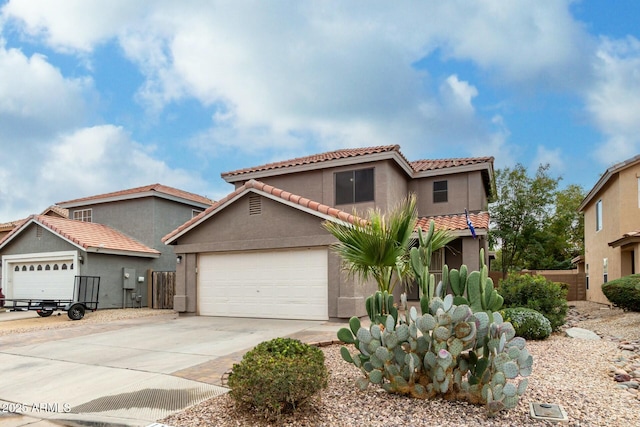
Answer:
71;387;225;413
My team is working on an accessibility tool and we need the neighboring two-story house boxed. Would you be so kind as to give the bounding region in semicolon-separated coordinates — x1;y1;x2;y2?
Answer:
163;145;494;320
0;184;213;309
579;154;640;304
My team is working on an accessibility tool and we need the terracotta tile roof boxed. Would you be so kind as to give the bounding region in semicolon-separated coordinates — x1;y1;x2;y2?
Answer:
221;145;404;178
163;179;365;243
222;145;493;181
41;205;69;218
609;229;640;248
0;219;26;232
57;183;214;207
410;157;494;172
0;215;160;257
416;211;490;232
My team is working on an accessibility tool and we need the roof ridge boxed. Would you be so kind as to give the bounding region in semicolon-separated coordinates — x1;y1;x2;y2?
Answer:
221;145;401;178
410;156;494;163
57;183;213;206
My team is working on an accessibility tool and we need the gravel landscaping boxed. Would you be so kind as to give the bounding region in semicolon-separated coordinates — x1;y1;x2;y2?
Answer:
162;301;640;427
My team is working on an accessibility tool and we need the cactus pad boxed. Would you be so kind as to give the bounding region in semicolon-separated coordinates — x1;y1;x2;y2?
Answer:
357;327;372;344
417;314;437;332
517;378;528;395
434;325;451;341
375;346;391;362
503;382;517;397
502;361;519;379
454;321;472;339
369;369;383;384
396;324;410;341
370;324;381;340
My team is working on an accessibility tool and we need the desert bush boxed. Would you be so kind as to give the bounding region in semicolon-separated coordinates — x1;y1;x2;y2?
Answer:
227;337;328;420
498;274;568;330
501;307;552;340
602;274;640;311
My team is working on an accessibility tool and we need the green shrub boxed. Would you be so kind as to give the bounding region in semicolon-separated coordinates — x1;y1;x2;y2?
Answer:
501;307;552;340
227;337;328;420
602;274;640;311
498;274;568;330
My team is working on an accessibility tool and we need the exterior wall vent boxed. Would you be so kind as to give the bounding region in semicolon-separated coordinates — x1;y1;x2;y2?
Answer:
249;195;262;215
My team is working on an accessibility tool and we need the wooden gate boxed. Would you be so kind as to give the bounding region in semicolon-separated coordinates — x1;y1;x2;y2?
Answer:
152;271;175;309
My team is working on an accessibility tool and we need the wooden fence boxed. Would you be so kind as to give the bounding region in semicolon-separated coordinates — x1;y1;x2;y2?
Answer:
152;271;176;309
489;270;586;301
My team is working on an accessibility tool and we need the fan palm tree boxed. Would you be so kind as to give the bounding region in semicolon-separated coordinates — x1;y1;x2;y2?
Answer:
323;195;418;295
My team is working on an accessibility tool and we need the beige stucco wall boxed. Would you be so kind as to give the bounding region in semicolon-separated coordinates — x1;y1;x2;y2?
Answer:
232;159;411;216
410;171;487;218
583;164;640;304
170;194;371;319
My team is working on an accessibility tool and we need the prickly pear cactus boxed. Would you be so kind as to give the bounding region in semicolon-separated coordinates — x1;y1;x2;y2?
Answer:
337;292;533;417
439;249;504;322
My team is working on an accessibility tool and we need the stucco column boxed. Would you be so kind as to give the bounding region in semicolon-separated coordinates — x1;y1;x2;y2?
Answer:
173;252;197;314
332;252;371;319
462;237;481;272
173;253;187;312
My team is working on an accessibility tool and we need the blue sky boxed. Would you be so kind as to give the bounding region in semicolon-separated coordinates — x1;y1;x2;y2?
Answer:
1;1;640;222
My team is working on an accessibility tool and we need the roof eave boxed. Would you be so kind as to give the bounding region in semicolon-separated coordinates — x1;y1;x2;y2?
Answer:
609;236;640;248
85;247;161;258
579;155;640;212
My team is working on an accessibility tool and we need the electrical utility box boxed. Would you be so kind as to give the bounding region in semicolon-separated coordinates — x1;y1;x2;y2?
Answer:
123;268;136;290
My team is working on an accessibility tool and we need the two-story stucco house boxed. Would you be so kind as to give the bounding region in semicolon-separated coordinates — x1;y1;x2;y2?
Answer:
579;154;640;304
163;145;495;320
0;184;213;309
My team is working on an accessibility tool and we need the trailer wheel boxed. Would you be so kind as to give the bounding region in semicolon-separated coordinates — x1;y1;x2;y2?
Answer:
37;310;53;317
67;304;85;320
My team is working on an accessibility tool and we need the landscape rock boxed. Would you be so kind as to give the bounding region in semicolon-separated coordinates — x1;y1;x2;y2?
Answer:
565;327;601;340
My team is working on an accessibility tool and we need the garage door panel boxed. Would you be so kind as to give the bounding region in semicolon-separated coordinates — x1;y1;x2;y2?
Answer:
198;248;328;320
7;259;75;300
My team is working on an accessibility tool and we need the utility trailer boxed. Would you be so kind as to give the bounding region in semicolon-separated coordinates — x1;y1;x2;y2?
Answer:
0;276;100;320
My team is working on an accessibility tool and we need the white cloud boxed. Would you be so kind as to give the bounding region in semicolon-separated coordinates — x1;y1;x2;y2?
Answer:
2;0;623;216
0;39;89;138
6;1;580;158
533;145;565;177
1;0;148;52
429;0;593;88
586;36;640;164
39;125;210;203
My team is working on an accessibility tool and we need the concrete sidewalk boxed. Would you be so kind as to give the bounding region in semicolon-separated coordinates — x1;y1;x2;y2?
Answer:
0;313;346;426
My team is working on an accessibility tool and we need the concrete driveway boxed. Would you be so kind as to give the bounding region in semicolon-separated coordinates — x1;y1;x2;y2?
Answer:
0;311;341;426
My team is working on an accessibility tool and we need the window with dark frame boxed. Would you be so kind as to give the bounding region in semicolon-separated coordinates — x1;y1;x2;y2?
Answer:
335;168;374;205
433;180;448;203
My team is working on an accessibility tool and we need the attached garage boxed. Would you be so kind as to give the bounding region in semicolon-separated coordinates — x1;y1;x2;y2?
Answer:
2;251;78;300
197;248;329;320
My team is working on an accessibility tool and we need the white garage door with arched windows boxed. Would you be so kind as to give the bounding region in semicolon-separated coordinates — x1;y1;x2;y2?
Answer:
197;248;328;320
2;252;78;300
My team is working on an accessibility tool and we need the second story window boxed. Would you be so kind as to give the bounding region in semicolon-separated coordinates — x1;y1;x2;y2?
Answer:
595;199;602;231
73;209;92;223
335;168;374;205
433;180;448;203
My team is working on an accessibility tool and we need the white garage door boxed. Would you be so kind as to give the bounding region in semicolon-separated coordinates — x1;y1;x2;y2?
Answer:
198;248;328;320
4;254;76;300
